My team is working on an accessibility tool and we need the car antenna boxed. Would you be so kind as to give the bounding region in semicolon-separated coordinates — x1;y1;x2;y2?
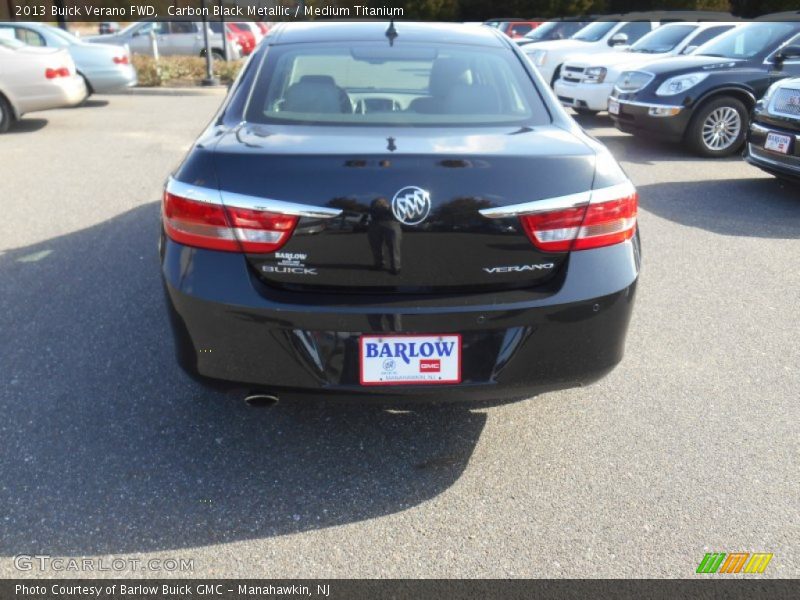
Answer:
385;19;398;47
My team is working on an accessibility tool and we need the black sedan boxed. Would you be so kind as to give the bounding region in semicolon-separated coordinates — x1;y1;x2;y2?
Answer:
608;21;800;157
160;22;639;403
745;77;800;181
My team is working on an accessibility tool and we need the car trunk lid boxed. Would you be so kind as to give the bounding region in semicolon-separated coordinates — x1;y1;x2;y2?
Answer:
212;123;596;294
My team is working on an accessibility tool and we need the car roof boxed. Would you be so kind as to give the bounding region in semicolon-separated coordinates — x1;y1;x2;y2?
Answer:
613;10;733;20
268;21;508;48
755;11;800;22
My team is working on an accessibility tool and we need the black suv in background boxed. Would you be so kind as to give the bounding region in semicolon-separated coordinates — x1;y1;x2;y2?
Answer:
608;21;800;157
745;77;800;181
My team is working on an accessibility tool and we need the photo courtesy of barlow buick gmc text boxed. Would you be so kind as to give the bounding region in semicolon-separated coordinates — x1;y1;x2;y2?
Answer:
0;1;799;598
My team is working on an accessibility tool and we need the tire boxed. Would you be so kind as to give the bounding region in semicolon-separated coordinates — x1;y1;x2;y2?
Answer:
685;96;748;158
73;74;92;106
211;50;225;61
575;107;599;116
0;95;12;134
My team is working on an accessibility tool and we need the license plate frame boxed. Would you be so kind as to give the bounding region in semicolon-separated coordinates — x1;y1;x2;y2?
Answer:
359;334;462;386
608;98;620;115
764;131;792;155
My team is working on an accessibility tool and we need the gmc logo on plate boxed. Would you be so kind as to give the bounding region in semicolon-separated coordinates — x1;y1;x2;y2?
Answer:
419;359;441;373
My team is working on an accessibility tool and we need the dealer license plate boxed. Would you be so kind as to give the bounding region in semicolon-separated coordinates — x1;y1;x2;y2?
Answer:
764;132;792;154
359;334;462;386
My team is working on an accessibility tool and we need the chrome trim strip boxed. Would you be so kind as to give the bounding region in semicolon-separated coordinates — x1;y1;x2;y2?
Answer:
479;181;636;219
479;191;591;219
615;99;684;111
165;177;342;219
222;191;343;219
165;177;222;204
750;122;800;142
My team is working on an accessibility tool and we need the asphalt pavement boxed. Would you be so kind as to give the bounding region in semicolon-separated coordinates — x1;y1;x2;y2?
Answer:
0;91;798;578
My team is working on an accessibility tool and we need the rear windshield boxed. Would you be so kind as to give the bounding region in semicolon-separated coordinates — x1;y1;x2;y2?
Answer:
572;21;618;42
630;24;696;53
244;42;550;127
694;22;797;59
524;20;589;42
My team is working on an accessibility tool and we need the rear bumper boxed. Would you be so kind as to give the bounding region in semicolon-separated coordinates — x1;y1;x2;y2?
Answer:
554;80;613;111
161;236;640;402
610;99;690;143
17;76;87;115
83;64;138;93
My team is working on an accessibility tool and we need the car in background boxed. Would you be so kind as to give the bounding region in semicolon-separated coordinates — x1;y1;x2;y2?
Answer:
484;19;542;39
0;37;87;133
86;20;241;61
207;21;246;57
236;22;265;44
524;16;658;86
0;22;136;95
516;18;593;47
554;22;737;115
608;21;800;157
745;77;800;181
98;22;121;35
227;22;258;55
160;21;640;403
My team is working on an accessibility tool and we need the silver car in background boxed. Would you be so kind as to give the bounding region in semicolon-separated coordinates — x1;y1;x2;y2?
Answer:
0;37;87;133
87;20;241;61
0;22;136;95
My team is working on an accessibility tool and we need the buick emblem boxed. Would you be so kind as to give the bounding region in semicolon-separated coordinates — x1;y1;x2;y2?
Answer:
391;186;431;225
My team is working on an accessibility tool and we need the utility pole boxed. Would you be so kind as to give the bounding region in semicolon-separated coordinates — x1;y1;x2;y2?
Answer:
218;0;228;60
200;0;220;85
53;0;67;29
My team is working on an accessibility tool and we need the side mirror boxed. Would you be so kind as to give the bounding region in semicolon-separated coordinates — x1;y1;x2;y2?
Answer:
609;32;628;47
775;45;800;64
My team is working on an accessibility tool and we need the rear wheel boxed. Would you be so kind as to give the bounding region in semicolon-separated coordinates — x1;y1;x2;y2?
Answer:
0;95;12;134
685;97;747;158
74;74;92;106
575;107;599;116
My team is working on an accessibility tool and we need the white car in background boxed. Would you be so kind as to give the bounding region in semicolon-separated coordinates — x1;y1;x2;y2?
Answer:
0;37;87;133
524;17;658;86
0;22;137;95
524;11;734;86
554;22;739;114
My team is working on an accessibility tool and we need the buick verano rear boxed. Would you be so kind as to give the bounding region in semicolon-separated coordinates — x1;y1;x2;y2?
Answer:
160;22;640;402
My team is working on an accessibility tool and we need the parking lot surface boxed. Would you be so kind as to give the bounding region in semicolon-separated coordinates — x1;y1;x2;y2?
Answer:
1;92;798;578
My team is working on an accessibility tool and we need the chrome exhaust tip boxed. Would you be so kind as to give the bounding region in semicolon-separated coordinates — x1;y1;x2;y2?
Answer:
244;393;279;408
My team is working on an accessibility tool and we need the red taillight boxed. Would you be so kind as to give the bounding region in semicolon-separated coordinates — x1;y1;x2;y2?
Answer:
45;67;70;79
519;186;638;252
163;191;298;253
112;55;129;65
225;206;297;253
